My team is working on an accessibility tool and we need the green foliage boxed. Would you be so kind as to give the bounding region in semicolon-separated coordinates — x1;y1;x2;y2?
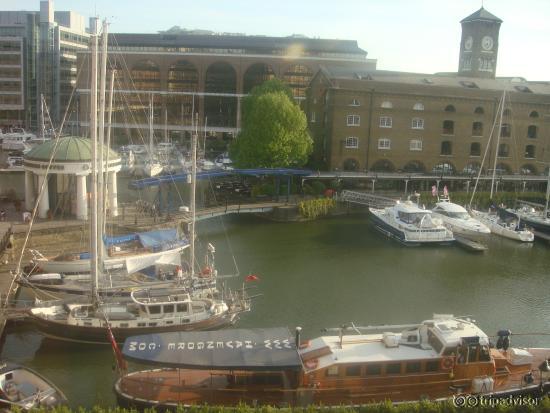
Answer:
251;182;276;198
303;181;327;196
230;80;312;168
23;397;550;412
298;198;336;219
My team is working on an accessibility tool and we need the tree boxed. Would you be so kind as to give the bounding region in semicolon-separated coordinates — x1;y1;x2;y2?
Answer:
230;80;312;168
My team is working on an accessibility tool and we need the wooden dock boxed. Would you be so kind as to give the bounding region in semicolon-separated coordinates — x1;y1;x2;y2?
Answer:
454;235;488;252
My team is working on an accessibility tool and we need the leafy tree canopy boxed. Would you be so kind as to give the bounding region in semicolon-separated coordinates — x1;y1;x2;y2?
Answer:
230;80;312;168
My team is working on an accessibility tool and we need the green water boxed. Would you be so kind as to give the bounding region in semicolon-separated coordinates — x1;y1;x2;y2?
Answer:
2;213;550;408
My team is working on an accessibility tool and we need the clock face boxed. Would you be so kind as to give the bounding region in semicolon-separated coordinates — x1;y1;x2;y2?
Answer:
464;36;473;50
482;36;494;51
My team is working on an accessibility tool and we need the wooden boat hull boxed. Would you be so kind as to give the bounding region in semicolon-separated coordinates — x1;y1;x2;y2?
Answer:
27;312;239;344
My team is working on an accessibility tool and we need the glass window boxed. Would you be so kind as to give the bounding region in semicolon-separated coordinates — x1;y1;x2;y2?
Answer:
381;101;393;109
365;364;382;375
442;120;454;135
413;102;424;111
410;139;422;151
425;360;439;372
385;363;401;374
529;111;539;118
176;303;188;313
310;111;316;123
347;114;360;126
444;105;456;113
325;366;339;376
349;99;360;106
527;125;537;139
346;365;361;376
470;143;481;157
412;118;424;129
525;145;535;159
498;143;509;157
149;305;161;314
441;141;452;156
380;116;392;128
163;305;175;313
406;362;421;373
345;137;359;149
472;122;483;136
378;138;391;150
474;106;485;115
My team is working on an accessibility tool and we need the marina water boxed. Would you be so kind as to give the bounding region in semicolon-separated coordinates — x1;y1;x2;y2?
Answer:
2;213;550;408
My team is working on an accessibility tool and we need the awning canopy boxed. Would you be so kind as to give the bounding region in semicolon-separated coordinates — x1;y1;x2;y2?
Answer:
104;229;188;251
122;328;302;371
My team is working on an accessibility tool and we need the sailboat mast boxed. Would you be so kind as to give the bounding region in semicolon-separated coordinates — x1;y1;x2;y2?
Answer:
189;114;197;278
89;19;99;301
490;91;506;199
104;70;115;234
149;94;154;157
544;166;550;218
97;20;109;276
40;94;45;140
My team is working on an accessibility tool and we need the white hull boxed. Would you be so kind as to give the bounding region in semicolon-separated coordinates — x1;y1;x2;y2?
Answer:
144;163;163;177
470;210;534;242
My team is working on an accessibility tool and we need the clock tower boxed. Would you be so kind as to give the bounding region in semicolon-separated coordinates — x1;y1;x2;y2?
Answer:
458;7;502;79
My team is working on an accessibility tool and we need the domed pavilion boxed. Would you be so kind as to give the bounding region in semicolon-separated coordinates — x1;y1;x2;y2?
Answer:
23;136;122;220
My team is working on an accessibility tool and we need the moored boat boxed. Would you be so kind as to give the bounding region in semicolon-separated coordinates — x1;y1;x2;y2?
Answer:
369;200;454;246
0;363;67;410
114;315;550;408
470;209;534;242
432;197;490;241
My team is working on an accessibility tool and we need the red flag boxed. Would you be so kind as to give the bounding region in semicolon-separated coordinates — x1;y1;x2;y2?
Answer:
431;185;437;197
443;185;449;197
245;274;259;282
106;322;127;372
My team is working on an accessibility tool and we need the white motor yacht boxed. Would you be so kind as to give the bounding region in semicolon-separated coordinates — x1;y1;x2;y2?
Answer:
369;200;454;246
431;197;490;240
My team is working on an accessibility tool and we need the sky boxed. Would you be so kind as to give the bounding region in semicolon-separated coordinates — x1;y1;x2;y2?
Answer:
5;0;550;81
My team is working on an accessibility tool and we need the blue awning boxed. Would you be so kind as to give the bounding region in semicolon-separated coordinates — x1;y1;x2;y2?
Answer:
104;229;187;250
122;328;302;371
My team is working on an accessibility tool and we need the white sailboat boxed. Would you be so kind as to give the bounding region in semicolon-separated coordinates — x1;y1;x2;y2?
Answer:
143;95;163;177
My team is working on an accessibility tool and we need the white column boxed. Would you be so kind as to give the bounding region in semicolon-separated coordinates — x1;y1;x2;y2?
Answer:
108;171;118;217
76;174;88;220
37;174;49;219
24;170;34;211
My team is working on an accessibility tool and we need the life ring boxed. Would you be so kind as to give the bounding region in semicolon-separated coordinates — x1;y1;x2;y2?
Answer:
304;359;318;370
200;266;212;277
441;357;455;370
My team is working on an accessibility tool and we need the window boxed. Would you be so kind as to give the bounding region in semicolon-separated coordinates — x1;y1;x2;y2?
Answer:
149;305;161;314
411;118;424;129
425;360;439;372
498;143;509;157
347;114;360;126
385;363;401;374
472;122;483;136
413;102;424;111
441;141;452;156
500;123;511;138
514;85;532;93
345;137;358;149
444;105;456;113
310;111;316;123
529;111;539;118
410;139;422;151
380;116;392;128
365;364;382;375
346;365;361;376
527;125;537;139
163;305;174;313
442;120;454;135
381;101;393;109
470;143;481;157
474;106;484;115
406;362;421;373
460;80;478;89
349;99;360;106
503;109;512;117
378;138;391;150
525;145;536;159
325;366;339;376
176;303;188;312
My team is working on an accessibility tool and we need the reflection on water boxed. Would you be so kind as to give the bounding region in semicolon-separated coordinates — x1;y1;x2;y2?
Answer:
2;213;550;408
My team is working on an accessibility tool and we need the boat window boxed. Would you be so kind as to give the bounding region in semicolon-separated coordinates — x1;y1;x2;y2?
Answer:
149;322;157;326
442;346;457;356
137;322;146;327
345;365;361;376
479;345;490;362
177;303;188;313
447;211;470;220
406;362;421;373
325;366;339;377
425;360;439;372
163;305;175;313
149;305;161;314
120;323;128;328
365;364;382;375
385;363;401;374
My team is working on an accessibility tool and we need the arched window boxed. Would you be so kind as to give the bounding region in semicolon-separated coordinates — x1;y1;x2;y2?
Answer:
205;62;237;127
472;122;483;136
442;120;454;135
474;106;484;115
343;158;359;171
371;159;395;172
525;145;536;159
470;143;481;156
527;125;537;139
529;110;539;118
432;162;455;175
441;141;452;155
243;63;275;93
413;102;424;111
444;104;456;112
282;64;313;98
403;161;425;173
498;143;509;157
381;101;393;109
463;162;482;175
495;163;511;175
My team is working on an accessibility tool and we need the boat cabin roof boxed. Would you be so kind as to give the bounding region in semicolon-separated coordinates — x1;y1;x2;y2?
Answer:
394;200;430;214
122;328;303;371
434;201;467;213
